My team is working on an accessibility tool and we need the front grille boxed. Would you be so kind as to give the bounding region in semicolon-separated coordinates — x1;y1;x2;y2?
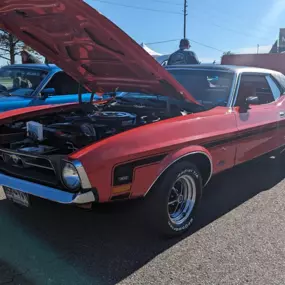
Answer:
0;148;63;189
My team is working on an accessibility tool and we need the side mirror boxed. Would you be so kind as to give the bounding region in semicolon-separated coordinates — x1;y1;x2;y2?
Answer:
239;96;259;112
40;88;55;99
245;96;259;105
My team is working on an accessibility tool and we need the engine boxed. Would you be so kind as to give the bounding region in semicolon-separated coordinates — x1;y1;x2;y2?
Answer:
3;108;161;155
0;91;196;156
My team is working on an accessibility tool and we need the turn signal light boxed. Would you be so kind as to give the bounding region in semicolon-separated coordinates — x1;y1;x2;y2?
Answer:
112;184;131;194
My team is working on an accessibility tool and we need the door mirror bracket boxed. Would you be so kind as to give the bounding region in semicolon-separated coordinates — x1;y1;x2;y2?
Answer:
39;88;56;99
239;96;259;112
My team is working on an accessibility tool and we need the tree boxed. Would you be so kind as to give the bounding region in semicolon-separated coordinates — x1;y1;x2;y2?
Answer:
222;51;235;56
220;51;235;61
0;29;42;65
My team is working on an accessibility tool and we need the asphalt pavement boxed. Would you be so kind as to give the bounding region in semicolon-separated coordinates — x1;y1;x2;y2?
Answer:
1;153;285;285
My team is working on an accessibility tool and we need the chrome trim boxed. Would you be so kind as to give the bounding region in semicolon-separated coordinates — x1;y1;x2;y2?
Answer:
165;65;279;74
168;174;196;225
0;173;96;204
0;148;49;159
23;161;54;171
166;67;235;73
72;160;92;189
72;191;95;204
144;151;213;197
229;71;278;108
227;72;240;108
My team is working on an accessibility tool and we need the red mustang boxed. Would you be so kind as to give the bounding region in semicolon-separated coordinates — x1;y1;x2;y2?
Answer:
1;0;285;236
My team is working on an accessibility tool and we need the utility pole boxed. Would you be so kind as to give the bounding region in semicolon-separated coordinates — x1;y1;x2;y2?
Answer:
257;44;259;54
183;0;187;39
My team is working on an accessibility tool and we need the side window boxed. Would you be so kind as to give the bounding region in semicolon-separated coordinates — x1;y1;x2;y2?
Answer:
273;73;285;93
235;74;275;106
266;76;281;101
45;72;88;95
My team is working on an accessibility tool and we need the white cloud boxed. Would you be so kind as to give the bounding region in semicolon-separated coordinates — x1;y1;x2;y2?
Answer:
235;45;272;54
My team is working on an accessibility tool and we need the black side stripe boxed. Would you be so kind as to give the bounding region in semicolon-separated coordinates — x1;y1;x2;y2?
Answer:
113;122;283;185
113;154;167;186
203;123;278;149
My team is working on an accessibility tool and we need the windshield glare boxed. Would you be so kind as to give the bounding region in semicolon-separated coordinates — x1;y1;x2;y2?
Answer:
0;68;48;96
168;69;234;108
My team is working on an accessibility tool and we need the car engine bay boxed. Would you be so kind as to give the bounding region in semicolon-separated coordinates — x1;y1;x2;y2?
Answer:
0;96;198;156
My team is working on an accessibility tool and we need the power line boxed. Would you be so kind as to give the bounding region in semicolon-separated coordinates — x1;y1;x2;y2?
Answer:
195;1;277;32
208;21;268;41
92;0;183;15
146;38;225;53
188;9;270;41
93;0;268;44
145;39;181;45
189;38;224;53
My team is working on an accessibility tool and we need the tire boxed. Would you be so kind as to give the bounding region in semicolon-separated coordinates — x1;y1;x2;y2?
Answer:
146;161;203;237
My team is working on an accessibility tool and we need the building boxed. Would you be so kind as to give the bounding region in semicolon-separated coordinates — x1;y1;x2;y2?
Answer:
270;28;285;53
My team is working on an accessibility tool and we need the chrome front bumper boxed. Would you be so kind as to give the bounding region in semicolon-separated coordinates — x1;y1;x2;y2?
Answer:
0;173;96;204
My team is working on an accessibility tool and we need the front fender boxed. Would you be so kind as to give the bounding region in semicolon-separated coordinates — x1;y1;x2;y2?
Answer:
143;145;213;197
158;145;212;174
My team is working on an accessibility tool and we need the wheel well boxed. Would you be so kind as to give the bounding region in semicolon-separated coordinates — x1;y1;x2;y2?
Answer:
177;153;212;186
145;152;212;196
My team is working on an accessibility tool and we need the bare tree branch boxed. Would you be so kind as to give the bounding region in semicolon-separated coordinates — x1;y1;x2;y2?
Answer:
0;29;41;64
0;47;10;52
0;54;10;61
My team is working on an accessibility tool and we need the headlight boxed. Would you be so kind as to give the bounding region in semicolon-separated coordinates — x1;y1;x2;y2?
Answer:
62;162;81;190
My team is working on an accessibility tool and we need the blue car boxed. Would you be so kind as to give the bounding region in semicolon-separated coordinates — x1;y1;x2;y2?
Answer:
0;64;100;112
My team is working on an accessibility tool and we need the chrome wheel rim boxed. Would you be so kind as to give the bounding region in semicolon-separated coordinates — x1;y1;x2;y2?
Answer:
167;174;196;225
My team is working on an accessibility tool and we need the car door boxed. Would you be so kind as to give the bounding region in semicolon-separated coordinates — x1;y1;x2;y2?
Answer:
233;73;282;164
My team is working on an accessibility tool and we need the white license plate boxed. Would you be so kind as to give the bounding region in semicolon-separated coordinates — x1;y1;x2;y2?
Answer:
3;187;30;207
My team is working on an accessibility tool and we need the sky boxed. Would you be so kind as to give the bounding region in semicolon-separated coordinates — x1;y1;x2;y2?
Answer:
1;0;284;66
86;0;285;63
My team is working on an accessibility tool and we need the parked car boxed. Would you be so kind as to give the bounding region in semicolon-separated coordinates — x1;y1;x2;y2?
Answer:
155;54;170;66
1;0;285;236
0;64;100;112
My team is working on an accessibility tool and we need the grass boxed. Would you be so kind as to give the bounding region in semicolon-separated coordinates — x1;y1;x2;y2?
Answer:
0;78;13;88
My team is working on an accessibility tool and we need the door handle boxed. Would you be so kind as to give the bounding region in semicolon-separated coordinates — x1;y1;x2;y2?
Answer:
280;111;285;118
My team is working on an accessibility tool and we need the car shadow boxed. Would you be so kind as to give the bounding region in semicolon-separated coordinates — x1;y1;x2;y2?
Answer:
1;153;284;285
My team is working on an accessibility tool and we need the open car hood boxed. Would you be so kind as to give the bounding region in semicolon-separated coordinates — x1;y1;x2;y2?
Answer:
0;0;198;104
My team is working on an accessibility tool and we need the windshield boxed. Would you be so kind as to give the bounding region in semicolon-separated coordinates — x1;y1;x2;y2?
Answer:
168;69;234;108
0;67;48;97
